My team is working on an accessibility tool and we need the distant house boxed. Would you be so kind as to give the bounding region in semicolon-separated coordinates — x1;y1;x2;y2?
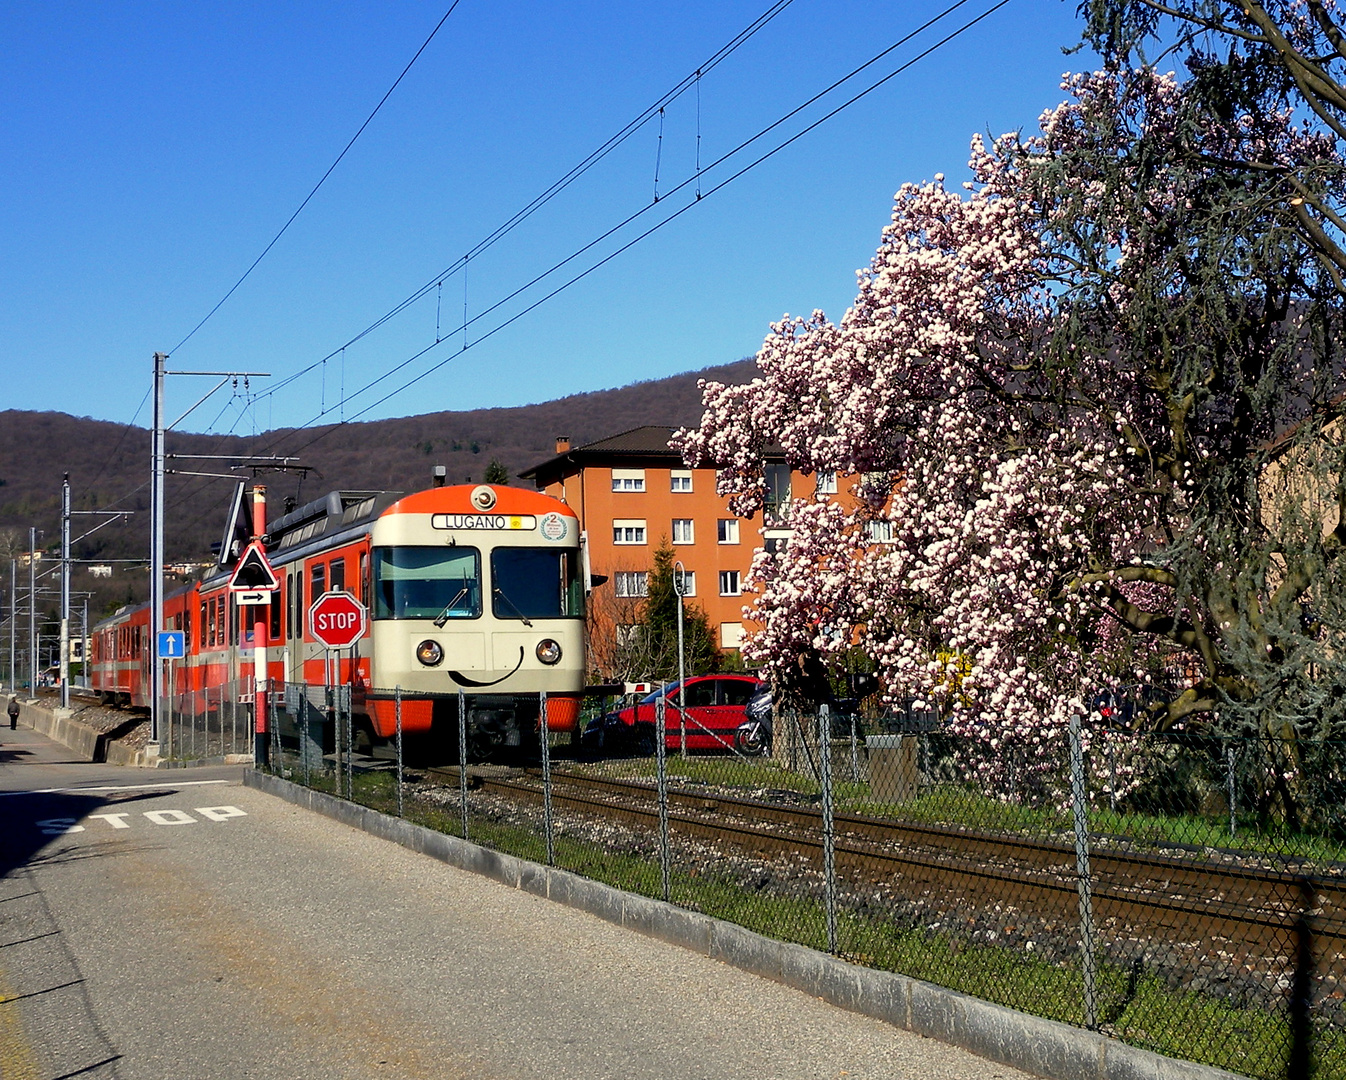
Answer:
88;564;113;578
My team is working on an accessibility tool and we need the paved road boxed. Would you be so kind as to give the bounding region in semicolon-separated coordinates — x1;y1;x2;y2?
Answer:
0;722;1030;1080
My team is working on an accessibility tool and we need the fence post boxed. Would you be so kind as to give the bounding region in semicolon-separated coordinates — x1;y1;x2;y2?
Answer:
789;708;799;772
655;693;671;903
300;683;310;788
1226;741;1237;838
819;704;838;955
540;691;554;866
1068;713;1099;1030
849;713;859;784
395;685;404;818
458;688;469;841
344;680;353;800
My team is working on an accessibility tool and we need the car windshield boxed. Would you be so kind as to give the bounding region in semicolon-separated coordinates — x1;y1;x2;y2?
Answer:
373;546;481;620
490;548;583;620
640;681;682;705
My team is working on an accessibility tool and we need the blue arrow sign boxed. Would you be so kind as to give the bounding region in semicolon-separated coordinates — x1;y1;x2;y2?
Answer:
157;631;185;660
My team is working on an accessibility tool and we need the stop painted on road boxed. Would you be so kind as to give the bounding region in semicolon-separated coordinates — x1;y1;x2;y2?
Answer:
36;806;248;834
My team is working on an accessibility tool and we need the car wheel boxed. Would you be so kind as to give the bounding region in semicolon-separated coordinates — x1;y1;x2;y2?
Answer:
735;722;769;756
631;724;657;757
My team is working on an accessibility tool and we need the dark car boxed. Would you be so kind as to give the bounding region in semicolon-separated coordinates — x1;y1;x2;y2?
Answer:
585;674;767;755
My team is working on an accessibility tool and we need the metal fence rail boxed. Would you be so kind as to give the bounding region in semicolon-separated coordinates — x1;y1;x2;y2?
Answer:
257;685;1342;1080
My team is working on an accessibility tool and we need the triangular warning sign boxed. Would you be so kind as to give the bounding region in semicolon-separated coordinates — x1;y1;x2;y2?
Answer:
228;541;279;592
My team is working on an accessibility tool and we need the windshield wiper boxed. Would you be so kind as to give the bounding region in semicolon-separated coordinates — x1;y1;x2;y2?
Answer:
433;585;472;628
492;586;533;627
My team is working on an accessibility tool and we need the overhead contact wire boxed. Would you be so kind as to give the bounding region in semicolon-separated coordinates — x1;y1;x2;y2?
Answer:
170;2;463;355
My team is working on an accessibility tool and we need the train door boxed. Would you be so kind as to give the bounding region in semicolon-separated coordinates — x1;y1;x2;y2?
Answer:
287;567;302;683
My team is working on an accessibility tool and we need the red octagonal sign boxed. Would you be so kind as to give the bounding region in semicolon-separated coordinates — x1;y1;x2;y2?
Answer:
309;591;368;649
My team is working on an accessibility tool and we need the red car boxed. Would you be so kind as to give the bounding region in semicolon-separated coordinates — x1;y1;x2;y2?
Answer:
586;674;767;755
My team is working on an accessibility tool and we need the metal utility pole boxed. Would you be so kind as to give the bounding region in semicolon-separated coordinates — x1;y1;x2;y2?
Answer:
148;354;270;756
150;352;167;751
674;560;688;757
60;473;71;708
28;527;37;692
8;560;15;691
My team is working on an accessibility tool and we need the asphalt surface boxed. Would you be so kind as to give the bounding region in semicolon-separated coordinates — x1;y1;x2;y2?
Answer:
0;721;1032;1080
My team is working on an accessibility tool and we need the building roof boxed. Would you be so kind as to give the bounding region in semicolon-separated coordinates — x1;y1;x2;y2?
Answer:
519;426;680;486
519;424;788;488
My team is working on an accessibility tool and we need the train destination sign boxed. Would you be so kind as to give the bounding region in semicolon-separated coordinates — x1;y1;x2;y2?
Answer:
431;513;536;531
309;591;367;650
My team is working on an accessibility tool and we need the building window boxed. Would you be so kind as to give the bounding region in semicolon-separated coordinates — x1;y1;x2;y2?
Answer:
816;470;837;495
719;570;741;596
673;569;696;597
720;622;745;649
671;518;694;544
670;470;693;492
616;624;643;648
611;469;646;492
866;519;895;543
613;519;647;545
765;463;792;523
717;519;739;545
614;571;649;597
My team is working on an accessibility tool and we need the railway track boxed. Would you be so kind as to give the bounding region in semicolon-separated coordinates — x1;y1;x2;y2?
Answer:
426;763;1346;967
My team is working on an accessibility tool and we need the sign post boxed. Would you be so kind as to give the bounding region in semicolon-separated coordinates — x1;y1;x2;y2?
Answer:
309;591;368;788
228;514;279;766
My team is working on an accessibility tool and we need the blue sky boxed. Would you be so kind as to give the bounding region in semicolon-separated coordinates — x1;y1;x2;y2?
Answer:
1;1;1089;434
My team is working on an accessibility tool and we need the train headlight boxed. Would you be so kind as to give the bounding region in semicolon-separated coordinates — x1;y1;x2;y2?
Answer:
416;639;444;667
535;639;562;665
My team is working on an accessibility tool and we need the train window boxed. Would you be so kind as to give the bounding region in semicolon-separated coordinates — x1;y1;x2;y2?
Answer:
290;570;300;638
372;546;480;620
329;558;345;594
229;597;239;646
359;552;369;606
490;549;583;620
216;599;225;648
269;581;282;641
310;562;326;607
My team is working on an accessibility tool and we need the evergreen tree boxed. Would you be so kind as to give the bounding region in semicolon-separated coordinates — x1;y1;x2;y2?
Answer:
483;458;509;485
642;539;720;682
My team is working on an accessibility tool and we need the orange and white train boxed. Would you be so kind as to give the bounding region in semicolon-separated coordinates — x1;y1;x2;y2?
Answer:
90;483;587;756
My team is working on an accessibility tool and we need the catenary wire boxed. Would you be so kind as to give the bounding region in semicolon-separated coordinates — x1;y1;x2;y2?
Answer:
249;0;799;407
274;0;1013;458
169;2;463;356
162;0;1007;533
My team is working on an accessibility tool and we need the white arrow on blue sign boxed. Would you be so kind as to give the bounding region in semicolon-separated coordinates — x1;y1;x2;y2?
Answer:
157;631;186;660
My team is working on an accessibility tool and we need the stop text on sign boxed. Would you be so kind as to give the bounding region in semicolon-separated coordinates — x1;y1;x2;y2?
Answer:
308;591;368;649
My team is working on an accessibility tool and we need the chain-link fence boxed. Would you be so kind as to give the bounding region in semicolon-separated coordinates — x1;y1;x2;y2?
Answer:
259;687;1343;1080
161;676;258;761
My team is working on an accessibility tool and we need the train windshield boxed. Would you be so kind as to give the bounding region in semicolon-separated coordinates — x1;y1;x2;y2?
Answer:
490;548;583;620
372;546;481;620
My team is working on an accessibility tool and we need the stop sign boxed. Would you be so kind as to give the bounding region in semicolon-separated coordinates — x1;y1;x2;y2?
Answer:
309;591;368;649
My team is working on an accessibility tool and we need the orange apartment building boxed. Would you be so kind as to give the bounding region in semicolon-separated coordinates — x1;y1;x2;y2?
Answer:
520;426;838;677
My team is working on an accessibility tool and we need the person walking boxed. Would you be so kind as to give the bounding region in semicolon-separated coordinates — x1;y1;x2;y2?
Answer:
7;696;18;730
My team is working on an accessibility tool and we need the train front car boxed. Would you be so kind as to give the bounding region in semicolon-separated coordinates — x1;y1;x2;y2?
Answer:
363;484;585;758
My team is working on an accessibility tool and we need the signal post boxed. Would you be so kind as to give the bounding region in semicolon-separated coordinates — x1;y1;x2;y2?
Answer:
228;486;279;766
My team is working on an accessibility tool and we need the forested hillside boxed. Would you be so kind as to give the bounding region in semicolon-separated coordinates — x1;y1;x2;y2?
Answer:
0;358;753;617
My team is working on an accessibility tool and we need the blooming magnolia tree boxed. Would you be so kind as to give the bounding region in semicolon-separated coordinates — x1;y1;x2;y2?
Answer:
676;65;1346;805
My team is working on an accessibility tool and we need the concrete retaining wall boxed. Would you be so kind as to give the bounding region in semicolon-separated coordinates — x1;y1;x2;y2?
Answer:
244;768;1245;1080
4;694;155;766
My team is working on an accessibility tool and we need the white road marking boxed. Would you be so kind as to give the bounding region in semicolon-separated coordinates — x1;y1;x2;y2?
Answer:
195;806;247;822
0;779;232;797
144;809;197;826
32;806;248;832
88;812;133;829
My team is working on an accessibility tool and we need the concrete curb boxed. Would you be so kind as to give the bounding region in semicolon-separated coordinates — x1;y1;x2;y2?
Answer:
244;768;1246;1080
0;694;242;768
